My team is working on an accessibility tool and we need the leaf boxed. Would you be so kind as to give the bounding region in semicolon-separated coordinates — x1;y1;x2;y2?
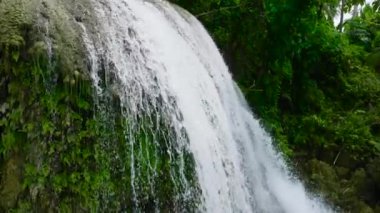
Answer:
42;120;55;135
83;171;91;182
12;50;20;62
0;118;7;127
1;131;16;154
369;140;380;152
77;98;90;110
0;103;9;114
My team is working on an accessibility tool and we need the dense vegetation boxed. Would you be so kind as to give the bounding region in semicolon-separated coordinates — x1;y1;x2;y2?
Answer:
171;0;380;211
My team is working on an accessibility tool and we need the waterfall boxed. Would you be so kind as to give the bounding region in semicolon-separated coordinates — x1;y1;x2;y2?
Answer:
76;0;331;212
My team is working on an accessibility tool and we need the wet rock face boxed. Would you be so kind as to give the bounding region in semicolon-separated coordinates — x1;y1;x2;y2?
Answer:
0;0;39;45
0;0;96;77
0;0;93;210
0;1;202;211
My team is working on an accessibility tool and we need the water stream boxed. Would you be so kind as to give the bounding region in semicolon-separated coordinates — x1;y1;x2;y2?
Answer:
77;0;331;212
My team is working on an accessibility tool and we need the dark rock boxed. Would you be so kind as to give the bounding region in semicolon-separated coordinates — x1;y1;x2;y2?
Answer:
74;16;82;23
367;157;380;191
370;122;380;137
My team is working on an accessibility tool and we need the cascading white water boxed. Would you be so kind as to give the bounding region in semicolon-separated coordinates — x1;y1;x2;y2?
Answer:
79;0;332;212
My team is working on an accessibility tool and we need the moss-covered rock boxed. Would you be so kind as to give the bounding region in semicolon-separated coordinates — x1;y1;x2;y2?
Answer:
0;153;23;210
0;1;201;211
0;0;38;46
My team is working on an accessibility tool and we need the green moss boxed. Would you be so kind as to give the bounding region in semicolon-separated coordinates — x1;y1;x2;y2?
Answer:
0;0;41;46
0;9;200;210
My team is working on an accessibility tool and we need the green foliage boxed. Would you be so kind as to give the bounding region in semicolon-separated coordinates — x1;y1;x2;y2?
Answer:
302;159;377;211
